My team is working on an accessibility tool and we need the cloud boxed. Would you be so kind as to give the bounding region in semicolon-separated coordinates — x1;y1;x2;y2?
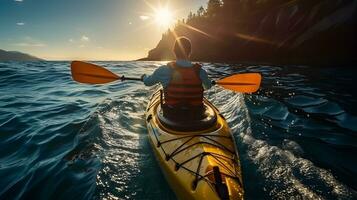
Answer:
14;0;23;2
12;36;46;47
16;22;25;26
69;38;74;43
12;43;46;47
140;15;150;20
81;35;89;42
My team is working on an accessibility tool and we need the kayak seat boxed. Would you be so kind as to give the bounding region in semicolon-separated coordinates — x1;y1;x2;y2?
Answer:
156;103;217;132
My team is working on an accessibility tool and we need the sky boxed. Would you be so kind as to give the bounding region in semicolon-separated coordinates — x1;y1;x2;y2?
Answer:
0;0;208;60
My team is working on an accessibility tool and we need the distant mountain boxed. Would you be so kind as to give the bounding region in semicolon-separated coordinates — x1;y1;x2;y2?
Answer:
144;0;357;66
0;49;43;61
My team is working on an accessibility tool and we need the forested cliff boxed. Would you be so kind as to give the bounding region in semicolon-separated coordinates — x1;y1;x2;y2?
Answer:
144;0;357;65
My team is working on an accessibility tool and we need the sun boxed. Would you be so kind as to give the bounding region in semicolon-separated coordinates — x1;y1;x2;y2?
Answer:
154;7;173;28
141;1;176;28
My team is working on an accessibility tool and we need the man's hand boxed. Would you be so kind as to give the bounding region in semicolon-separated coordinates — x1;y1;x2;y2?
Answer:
141;74;146;81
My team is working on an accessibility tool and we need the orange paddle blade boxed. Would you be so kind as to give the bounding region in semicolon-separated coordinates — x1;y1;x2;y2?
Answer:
71;61;120;84
216;73;262;93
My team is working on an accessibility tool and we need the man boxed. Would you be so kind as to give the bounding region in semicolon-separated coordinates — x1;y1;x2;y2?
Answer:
142;37;212;120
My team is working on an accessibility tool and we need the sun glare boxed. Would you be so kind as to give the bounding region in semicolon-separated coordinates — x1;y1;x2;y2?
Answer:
154;7;173;28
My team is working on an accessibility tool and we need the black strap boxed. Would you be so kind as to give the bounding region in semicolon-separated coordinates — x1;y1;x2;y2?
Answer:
214;166;230;200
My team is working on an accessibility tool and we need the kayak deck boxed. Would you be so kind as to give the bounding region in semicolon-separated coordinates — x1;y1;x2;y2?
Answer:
146;90;244;200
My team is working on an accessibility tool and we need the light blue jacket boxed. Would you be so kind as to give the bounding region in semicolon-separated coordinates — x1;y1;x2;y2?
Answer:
142;60;212;90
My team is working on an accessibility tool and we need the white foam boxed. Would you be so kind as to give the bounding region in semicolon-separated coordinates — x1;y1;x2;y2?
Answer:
211;89;353;199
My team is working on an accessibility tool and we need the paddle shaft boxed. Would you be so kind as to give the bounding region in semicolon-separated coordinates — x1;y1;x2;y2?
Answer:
121;78;256;85
121;76;142;81
121;77;255;87
120;78;257;86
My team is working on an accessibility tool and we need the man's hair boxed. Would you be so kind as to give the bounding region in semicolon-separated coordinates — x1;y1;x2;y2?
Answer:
173;37;192;59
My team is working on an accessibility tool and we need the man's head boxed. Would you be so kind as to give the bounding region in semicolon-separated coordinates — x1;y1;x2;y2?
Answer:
173;37;192;60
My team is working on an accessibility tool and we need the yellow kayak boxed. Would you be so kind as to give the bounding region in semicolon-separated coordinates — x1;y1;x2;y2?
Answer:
145;89;244;200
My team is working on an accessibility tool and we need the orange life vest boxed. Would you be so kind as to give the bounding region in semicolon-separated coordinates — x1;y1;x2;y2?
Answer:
164;62;204;106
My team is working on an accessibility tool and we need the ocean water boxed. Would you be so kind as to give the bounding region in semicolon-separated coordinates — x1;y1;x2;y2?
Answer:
0;61;356;200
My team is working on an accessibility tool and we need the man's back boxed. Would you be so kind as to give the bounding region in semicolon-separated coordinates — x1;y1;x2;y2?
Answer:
142;59;212;90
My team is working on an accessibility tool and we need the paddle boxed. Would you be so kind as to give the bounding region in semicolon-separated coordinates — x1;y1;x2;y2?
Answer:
213;73;261;93
71;61;141;84
71;61;261;93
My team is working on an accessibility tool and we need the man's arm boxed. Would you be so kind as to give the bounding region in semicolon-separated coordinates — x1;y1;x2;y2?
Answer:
199;68;212;90
142;65;172;87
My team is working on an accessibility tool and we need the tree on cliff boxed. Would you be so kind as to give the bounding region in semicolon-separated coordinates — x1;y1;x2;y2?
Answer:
197;6;205;17
206;0;222;18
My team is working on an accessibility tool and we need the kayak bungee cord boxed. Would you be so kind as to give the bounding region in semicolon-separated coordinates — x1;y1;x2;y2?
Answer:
148;120;242;189
146;92;243;194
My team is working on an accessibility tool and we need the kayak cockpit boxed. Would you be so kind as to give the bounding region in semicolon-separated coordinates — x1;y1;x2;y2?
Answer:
156;103;217;132
150;89;219;132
